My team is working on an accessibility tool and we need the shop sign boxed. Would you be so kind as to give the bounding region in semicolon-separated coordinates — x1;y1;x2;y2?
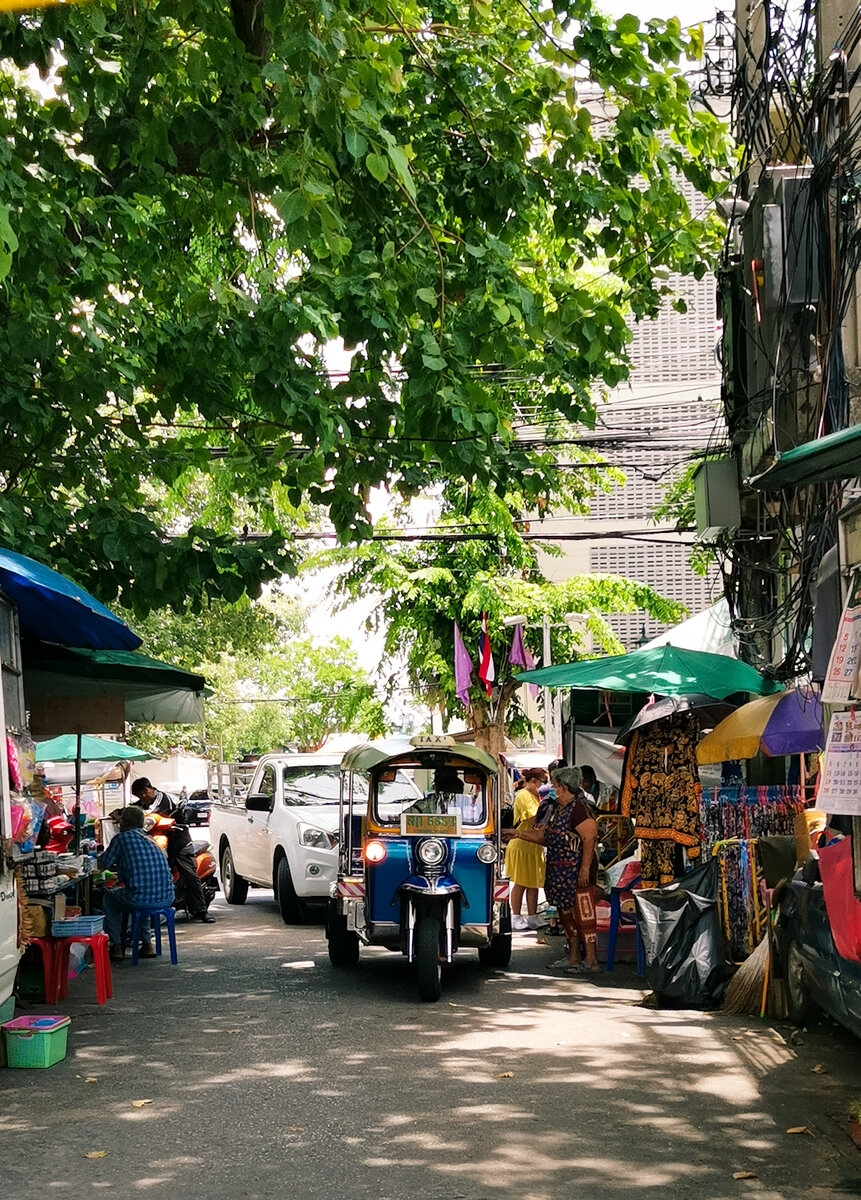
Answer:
28;695;125;737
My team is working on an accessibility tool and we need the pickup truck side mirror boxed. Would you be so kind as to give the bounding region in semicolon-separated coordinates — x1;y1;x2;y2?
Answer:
245;793;275;813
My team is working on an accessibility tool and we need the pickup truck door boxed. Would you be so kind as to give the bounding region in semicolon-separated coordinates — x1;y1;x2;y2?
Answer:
245;763;278;882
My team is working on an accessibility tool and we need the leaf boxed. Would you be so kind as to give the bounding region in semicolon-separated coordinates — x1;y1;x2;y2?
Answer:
416;288;436;305
82;1151;107;1159
84;1077;99;1084
345;129;368;159
732;1171;758;1180
131;1099;153;1108
812;1063;827;1074
421;354;446;371
272;190;308;226
93;58;122;74
786;1126;813;1136
365;153;389;183
496;1071;514;1078
386;143;415;200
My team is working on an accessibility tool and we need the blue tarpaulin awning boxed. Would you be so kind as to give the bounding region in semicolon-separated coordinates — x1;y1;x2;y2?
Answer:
0;548;140;651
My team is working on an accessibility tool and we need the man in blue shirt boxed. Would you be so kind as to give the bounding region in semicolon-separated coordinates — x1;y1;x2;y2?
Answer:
101;806;175;961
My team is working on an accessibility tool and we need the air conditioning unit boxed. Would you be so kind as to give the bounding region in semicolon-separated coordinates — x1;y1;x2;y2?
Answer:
693;459;741;538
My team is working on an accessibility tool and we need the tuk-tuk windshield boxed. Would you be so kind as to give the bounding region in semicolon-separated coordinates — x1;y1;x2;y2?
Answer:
373;764;488;827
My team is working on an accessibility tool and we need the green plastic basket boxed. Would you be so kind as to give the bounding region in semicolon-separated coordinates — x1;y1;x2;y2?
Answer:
3;1017;70;1068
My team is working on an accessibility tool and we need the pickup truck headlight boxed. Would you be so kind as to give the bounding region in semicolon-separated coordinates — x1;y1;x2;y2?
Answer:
298;824;337;850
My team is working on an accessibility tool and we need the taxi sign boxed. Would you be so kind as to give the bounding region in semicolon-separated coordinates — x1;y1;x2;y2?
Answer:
400;812;462;837
409;734;455;748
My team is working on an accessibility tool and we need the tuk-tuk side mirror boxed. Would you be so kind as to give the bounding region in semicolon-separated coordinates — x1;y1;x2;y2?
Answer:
377;769;397;782
246;793;274;813
463;772;483;786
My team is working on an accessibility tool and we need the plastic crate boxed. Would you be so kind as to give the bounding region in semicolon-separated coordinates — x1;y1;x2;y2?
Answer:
3;1015;70;1068
51;915;104;937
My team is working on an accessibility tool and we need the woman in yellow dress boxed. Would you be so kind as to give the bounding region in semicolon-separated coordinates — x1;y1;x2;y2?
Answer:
505;768;547;930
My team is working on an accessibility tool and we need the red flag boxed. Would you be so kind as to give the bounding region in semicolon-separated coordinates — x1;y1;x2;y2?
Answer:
477;612;495;697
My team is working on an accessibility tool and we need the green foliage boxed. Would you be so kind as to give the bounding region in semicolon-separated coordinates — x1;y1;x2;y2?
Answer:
651;460;718;576
126;594;385;756
320;503;686;745
0;0;732;611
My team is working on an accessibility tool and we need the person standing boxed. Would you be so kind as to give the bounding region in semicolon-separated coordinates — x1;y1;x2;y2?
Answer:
100;806;175;961
506;766;600;972
504;768;547;930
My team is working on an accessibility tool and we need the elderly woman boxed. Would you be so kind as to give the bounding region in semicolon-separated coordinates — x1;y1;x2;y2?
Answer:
507;765;600;973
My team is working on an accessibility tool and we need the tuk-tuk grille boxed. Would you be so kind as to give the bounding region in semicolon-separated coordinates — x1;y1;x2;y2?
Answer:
422;862;445;880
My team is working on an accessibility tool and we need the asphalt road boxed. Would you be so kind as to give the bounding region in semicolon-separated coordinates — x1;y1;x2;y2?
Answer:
1;890;860;1200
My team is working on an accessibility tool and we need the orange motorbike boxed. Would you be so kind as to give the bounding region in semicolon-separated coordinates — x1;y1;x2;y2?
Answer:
145;812;218;915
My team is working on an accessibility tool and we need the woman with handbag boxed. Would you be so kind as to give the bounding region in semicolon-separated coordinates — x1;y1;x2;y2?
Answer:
504;768;547;930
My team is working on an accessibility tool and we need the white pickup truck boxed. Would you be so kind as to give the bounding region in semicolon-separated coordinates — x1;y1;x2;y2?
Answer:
208;754;347;923
209;752;422;924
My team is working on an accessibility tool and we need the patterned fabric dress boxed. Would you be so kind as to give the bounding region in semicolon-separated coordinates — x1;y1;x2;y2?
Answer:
620;712;703;888
543;801;584;911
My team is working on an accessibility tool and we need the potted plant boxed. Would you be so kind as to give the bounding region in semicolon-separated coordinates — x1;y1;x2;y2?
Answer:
849;1100;861;1149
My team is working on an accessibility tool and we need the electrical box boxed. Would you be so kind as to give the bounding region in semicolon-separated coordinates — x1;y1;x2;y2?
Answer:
693;459;741;537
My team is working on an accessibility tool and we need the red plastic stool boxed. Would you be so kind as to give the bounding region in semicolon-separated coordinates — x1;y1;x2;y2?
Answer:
54;933;113;1004
28;936;59;1004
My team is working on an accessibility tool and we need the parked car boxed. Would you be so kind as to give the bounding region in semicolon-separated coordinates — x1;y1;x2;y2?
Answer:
776;853;861;1039
209;753;420;924
177;789;211;826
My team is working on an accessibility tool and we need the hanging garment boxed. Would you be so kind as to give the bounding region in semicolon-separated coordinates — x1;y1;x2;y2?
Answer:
621;712;703;887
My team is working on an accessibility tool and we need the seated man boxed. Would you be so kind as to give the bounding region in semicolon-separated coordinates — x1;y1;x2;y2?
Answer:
100;805;175;961
406;768;476;818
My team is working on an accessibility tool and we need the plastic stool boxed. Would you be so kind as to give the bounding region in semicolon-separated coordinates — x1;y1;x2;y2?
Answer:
607;881;645;975
28;936;59;1004
128;907;178;966
54;933;113;1004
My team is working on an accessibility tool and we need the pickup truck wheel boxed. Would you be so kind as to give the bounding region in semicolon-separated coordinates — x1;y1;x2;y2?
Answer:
221;845;248;905
275;856;306;925
415;915;443;1002
327;904;360;968
479;932;512;969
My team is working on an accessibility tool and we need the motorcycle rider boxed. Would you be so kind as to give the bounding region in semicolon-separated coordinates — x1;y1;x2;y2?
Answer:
130;778;215;924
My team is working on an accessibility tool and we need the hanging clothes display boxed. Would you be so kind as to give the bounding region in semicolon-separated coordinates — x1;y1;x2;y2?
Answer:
700;785;805;850
620;712;703;888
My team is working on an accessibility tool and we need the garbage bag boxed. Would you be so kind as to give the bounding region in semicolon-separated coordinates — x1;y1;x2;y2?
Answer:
634;857;725;1008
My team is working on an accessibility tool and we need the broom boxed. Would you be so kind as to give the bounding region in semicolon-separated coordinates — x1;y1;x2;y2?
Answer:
723;936;770;1015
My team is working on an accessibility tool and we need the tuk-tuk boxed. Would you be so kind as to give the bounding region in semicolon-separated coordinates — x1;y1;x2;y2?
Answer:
327;735;512;1001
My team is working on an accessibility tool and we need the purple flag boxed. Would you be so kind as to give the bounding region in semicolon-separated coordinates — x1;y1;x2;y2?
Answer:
509;624;539;699
454;621;474;708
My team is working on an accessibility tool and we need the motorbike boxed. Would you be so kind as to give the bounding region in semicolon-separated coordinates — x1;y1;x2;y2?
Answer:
144;812;218;916
327;735;511;1002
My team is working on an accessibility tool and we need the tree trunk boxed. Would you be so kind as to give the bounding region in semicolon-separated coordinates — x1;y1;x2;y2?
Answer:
469;680;518;762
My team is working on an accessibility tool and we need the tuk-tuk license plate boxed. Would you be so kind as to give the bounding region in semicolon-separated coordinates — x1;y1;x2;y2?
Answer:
400;813;462;837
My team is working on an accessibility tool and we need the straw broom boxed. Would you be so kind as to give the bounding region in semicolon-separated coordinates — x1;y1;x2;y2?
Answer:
722;916;789;1018
723;936;770;1015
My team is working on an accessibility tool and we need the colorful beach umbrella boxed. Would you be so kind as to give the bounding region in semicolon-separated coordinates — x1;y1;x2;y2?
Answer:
696;688;824;764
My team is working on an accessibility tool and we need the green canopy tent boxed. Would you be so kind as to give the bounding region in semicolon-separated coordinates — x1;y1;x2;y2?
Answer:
514;644;781;701
24;645;209;725
35;734;150;854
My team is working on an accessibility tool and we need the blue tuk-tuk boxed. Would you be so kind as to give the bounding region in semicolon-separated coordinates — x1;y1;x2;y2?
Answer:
327;735;512;1001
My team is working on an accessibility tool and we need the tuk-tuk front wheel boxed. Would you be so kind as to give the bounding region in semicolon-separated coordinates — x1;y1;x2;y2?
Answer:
415;915;443;1002
327;903;360;968
479;932;512;969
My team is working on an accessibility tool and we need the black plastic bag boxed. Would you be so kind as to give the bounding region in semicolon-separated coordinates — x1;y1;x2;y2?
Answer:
634;857;725;1008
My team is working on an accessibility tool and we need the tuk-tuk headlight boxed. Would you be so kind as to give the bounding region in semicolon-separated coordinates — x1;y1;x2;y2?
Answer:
416;838;446;867
364;840;387;863
476;842;497;864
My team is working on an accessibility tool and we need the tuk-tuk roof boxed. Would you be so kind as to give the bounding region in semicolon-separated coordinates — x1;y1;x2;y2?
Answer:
340;737;498;776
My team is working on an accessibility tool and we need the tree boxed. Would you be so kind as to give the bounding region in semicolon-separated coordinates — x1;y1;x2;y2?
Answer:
126;595;388;757
323;501;686;757
0;0;732;611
